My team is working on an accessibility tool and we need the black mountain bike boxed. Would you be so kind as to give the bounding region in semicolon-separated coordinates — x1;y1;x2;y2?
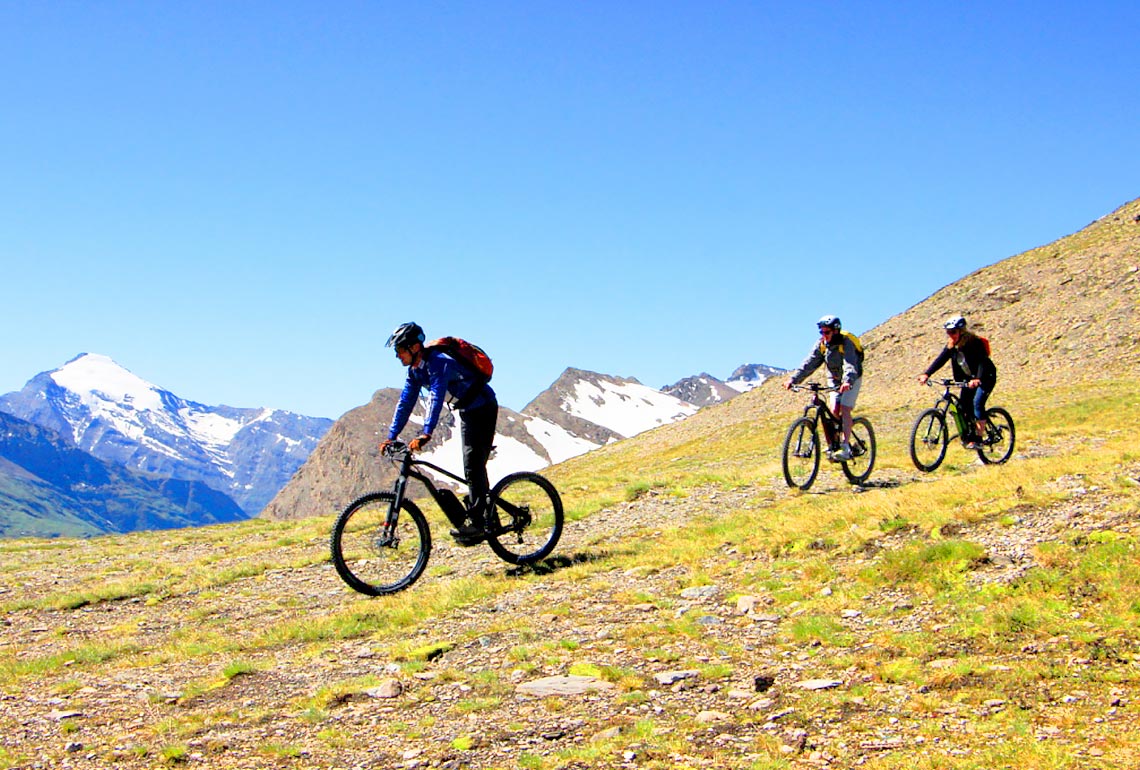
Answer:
909;379;1016;472
782;383;876;490
330;441;564;595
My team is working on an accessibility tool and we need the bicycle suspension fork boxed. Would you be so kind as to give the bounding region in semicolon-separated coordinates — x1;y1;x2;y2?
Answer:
388;454;413;526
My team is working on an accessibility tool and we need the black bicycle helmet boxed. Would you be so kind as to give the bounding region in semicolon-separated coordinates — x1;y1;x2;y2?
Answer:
386;322;425;350
943;315;967;330
817;314;841;331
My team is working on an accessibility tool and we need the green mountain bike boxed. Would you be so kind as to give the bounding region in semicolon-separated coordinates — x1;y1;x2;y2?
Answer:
330;441;564;595
909;379;1016;472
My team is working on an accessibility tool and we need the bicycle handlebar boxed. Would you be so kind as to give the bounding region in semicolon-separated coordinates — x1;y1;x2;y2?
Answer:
923;378;974;389
382;441;410;458
789;383;839;393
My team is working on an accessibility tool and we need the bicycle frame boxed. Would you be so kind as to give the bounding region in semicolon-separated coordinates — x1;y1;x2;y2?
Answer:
382;444;528;540
924;380;975;443
795;384;843;451
385;445;468;529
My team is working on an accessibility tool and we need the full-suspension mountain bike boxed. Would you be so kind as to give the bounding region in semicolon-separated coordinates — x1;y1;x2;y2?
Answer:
781;383;876;490
330;441;564;595
909;379;1016;472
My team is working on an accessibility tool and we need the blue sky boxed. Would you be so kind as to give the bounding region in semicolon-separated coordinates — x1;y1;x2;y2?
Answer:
3;2;1138;418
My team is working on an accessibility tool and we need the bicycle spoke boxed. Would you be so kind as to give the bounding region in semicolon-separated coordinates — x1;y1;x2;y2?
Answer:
782;418;820;490
330;493;430;595
485;473;563;565
909;409;948;472
978;408;1016;465
841;417;876;484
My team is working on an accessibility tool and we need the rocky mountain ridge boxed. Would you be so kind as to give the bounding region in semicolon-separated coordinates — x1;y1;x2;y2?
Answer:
0;355;781;536
262;368;702;521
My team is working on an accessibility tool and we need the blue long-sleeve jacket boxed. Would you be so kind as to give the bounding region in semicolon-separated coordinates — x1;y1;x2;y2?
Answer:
387;350;496;440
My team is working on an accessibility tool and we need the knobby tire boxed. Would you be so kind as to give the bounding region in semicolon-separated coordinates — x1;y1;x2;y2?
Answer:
485;472;564;565
841;416;876;485
909;408;948;473
978;407;1016;465
330;492;431;595
782;417;821;490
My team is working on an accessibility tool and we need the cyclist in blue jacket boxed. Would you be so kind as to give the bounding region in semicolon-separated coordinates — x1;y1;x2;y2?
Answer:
380;322;498;544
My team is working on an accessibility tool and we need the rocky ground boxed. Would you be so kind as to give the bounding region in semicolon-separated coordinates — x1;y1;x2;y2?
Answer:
2;455;1138;770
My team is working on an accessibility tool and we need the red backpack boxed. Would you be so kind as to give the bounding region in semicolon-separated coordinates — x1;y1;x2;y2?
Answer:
425;337;493;381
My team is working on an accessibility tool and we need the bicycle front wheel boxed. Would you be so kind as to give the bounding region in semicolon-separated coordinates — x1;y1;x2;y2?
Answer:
978;407;1016;465
909;408;948;472
841;417;876;485
330;492;431;595
782;417;821;490
486;472;564;565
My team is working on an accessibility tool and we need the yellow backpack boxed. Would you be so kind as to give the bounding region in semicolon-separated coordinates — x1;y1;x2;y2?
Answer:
819;331;864;362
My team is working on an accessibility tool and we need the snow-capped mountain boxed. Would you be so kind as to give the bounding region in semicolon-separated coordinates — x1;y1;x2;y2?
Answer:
662;373;743;407
725;363;787;393
0;354;333;516
262;369;699;521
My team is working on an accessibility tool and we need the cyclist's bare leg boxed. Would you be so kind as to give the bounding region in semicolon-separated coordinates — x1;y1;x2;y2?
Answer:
838;405;854;446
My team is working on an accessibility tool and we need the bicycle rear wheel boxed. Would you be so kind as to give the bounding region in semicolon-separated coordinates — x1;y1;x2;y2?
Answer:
977;407;1015;465
782;417;820;490
841;417;876;485
486;472;563;565
909;408;948;472
330;492;431;595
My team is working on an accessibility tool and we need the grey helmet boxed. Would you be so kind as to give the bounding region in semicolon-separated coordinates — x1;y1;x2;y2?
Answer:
943;315;967;330
816;314;841;331
386;322;425;350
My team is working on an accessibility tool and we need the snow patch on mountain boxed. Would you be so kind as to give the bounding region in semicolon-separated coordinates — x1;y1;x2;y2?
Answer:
726;363;787;393
522;416;598;464
51;353;166;412
562;378;697;438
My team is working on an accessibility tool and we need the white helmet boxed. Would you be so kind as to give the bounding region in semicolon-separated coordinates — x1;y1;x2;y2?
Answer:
943;315;967;331
817;314;841;331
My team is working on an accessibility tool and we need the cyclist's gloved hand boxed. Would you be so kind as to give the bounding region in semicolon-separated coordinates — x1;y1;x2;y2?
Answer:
917;374;929;385
409;434;432;452
379;439;393;455
968;378;981;389
838;382;851;394
784;378;794;390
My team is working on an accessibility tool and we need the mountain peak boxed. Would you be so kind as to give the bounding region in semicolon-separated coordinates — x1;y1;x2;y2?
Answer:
1;356;334;519
51;353;165;411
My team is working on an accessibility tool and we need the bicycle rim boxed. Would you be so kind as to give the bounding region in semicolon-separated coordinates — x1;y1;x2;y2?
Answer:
909;409;948;472
485;472;563;565
330;493;431;595
782;418;820;490
841;417;876;484
978;407;1016;465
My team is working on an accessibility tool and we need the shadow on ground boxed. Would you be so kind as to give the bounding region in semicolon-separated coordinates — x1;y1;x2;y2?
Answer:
504;549;617;578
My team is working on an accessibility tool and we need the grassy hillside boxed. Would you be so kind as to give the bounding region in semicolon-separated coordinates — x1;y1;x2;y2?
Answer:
1;374;1137;769
1;200;1137;769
